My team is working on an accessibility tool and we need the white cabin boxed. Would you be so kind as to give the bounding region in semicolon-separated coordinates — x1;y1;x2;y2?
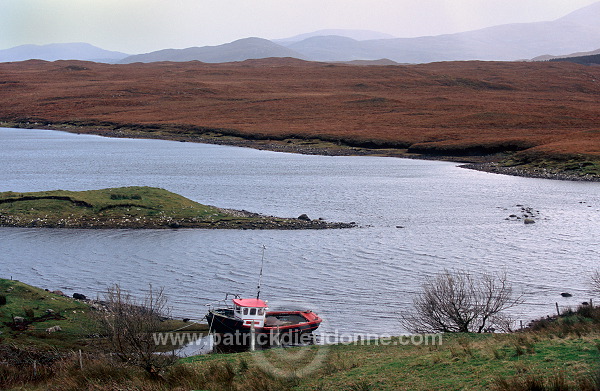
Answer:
232;298;268;328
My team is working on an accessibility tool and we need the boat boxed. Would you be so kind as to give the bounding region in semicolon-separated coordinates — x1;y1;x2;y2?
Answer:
205;246;323;346
205;295;323;344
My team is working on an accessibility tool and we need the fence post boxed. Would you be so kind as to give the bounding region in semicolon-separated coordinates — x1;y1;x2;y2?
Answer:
555;302;560;316
250;323;256;352
79;349;83;370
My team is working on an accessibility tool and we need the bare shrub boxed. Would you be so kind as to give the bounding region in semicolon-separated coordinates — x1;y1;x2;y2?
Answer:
401;269;522;333
94;284;175;376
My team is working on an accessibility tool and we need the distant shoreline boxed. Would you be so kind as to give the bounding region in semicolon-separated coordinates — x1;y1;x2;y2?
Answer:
3;121;599;182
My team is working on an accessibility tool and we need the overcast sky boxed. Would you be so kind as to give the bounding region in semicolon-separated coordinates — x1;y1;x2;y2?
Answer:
1;0;598;54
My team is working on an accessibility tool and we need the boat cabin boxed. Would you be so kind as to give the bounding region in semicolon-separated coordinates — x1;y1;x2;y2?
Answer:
232;298;268;328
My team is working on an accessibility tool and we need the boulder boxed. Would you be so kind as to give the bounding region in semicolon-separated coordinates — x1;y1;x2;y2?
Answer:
524;219;535;224
297;214;311;221
46;325;62;333
73;293;87;300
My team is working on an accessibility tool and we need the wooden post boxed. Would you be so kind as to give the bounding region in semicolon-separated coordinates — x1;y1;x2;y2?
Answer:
78;349;83;370
555;302;560;316
275;326;281;347
33;360;37;377
590;298;594;308
520;320;523;330
250;323;256;352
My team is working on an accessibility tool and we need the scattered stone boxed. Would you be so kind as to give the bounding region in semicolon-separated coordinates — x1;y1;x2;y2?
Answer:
46;325;62;333
183;318;190;322
13;316;25;323
560;292;573;297
45;309;55;314
52;290;65;296
297;214;311;221
396;226;405;228
524;219;535;224
73;293;86;300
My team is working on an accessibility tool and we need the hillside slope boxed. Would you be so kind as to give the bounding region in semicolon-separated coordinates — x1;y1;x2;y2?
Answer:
0;59;598;178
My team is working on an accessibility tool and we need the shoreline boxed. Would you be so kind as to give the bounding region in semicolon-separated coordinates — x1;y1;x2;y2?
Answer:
3;121;599;182
0;186;357;230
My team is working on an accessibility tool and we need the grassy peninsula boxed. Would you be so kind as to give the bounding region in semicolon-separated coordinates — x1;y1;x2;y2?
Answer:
0;186;354;229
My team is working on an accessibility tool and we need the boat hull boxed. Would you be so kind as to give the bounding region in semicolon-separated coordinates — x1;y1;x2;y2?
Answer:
206;308;322;346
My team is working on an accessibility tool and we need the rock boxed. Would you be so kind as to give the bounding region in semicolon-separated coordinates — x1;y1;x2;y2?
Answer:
46;325;62;333
73;293;86;300
183;318;190;322
524;219;535;224
45;309;55;314
13;316;25;323
298;214;311;221
52;290;65;296
560;292;572;297
396;226;405;228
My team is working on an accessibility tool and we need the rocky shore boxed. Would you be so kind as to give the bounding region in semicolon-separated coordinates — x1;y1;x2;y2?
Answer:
460;162;600;182
3;121;599;182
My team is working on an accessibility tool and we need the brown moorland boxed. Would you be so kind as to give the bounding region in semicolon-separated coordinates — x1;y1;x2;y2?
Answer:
1;58;599;178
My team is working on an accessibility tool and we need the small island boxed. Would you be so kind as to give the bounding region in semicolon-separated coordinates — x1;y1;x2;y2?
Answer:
0;186;355;229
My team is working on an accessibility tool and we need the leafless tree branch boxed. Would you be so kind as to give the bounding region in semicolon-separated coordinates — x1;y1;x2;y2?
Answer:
400;269;522;333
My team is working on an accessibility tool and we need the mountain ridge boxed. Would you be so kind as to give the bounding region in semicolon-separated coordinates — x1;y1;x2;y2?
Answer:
3;2;600;64
0;43;129;63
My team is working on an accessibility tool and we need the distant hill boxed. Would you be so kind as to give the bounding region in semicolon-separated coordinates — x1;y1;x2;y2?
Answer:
532;48;600;62
6;2;600;64
0;43;129;63
120;1;600;64
331;58;400;66
273;29;396;43
119;37;305;64
550;53;600;66
280;1;600;63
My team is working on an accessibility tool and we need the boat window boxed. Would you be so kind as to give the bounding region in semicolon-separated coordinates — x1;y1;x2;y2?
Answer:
258;309;264;316
243;308;248;315
250;308;257;316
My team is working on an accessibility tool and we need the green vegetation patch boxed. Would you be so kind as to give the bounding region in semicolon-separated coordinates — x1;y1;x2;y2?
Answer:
0;278;95;350
0;186;352;229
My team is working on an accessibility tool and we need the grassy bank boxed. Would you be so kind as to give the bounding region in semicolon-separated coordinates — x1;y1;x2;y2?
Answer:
1;278;599;390
3;330;598;390
0;278;207;351
0;186;355;229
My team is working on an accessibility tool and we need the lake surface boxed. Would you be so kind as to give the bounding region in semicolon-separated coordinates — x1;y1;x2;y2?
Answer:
1;127;599;345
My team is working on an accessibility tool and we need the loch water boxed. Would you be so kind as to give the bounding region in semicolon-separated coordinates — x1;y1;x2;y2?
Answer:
1;127;599;342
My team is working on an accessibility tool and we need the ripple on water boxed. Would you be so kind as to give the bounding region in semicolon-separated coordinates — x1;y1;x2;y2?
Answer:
1;128;599;334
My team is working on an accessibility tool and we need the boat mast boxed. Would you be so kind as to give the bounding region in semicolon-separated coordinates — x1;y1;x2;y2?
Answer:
256;245;266;300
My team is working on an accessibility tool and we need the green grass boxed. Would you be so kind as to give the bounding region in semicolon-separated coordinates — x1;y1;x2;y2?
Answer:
0;278;96;350
0;278;207;352
0;186;345;229
0;186;235;228
2;277;598;390
177;332;600;390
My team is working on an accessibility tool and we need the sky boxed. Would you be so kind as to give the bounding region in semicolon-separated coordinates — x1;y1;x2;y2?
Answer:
1;0;599;54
